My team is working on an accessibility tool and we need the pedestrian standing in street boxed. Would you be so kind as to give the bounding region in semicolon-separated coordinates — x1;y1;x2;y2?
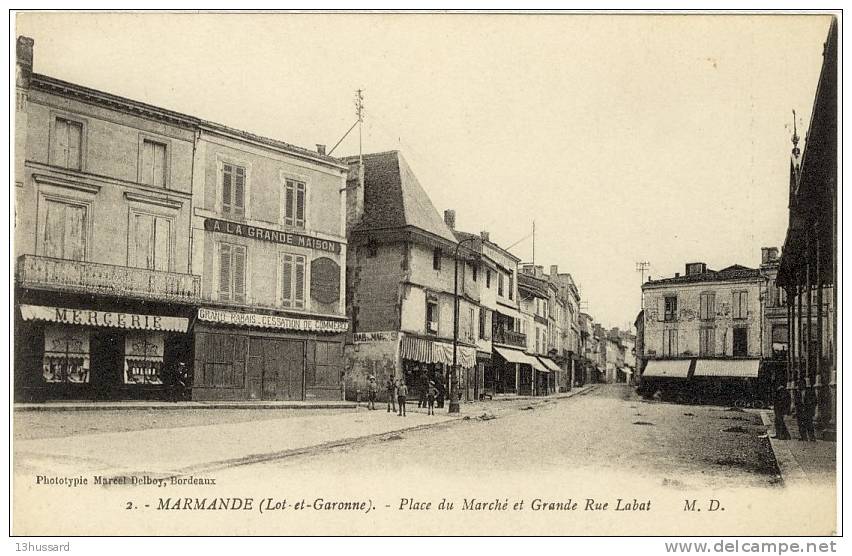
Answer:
385;375;397;413
772;384;791;440
794;380;817;441
367;375;378;410
427;381;438;416
418;371;428;408
397;381;408;417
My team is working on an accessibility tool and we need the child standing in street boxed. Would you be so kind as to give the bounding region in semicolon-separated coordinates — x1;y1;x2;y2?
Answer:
397;381;408;416
385;375;397;413
366;375;378;410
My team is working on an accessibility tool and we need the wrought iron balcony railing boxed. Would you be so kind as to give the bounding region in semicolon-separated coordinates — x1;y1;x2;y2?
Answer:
16;255;201;302
493;328;527;349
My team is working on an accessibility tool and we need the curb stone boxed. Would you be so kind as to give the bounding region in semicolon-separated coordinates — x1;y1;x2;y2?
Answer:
759;410;811;486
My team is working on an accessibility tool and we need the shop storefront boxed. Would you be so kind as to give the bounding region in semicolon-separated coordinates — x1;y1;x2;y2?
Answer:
15;297;193;402
399;334;476;407
192;307;348;401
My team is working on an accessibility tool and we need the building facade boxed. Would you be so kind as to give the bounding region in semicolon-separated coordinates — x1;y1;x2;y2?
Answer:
14;37;201;401
640;261;767;401
188;124;349;401
344;151;478;405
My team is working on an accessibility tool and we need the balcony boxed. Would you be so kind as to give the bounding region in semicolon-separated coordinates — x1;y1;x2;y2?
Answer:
493;328;527;349
16;255;201;303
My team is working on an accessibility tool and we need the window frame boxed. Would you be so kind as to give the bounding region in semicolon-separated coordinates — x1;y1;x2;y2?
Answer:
425;296;439;335
128;209;175;272
432;248;442;271
49;112;87;171
663;329;679;356
216;154;252;219
663;295;678;322
699;291;716;321
278;251;308;310
136;133;171;188
216;241;248;303
37;192;93;261
732;326;749;356
699;326;715;356
732;290;748;320
280;171;309;229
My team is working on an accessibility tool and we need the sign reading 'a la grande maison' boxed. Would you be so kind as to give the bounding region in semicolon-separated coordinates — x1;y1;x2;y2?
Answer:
204;218;342;254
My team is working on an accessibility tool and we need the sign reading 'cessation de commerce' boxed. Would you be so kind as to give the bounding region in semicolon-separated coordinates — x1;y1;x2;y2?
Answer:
204;218;342;254
198;308;348;333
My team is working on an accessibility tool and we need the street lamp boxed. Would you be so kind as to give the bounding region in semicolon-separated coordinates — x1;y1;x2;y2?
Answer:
450;236;479;414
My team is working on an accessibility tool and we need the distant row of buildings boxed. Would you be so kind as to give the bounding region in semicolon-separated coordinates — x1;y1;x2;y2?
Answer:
13;36;629;404
635;19;837;439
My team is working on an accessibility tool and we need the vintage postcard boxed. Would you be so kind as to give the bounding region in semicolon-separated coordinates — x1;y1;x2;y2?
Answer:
10;10;839;538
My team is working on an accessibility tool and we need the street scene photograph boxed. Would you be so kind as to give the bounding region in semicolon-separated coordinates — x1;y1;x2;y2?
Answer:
10;10;839;539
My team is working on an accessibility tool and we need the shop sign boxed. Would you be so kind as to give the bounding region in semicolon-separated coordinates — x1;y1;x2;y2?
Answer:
353;331;398;343
20;305;189;333
204;218;342;254
198;307;349;333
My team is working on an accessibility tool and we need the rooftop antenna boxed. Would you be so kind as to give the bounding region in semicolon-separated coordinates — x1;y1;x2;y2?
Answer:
635;261;650;309
328;88;365;157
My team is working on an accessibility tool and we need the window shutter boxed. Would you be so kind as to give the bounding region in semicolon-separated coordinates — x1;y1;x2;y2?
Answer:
700;294;707;320
153;217;171;271
740;291;747;318
285;182;294;226
219;244;232;300
296;182;305;226
233;246;246;302
42;200;65;258
52;119;68;167
67;121;82;170
134;213;154;269
222;165;233;214
294;255;305;308
64;204;86;261
281;254;293;306
153;142;166;187
234;167;245;216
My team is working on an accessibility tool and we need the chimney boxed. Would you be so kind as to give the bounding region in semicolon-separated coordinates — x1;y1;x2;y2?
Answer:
761;247;779;264
16;36;34;85
443;209;456;230
316;144;326;156
480;231;490;242
550;265;558;277
345;160;365;234
685;262;706;276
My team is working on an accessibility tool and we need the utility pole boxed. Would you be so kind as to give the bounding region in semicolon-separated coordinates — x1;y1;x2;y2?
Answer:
635;261;650;310
532;221;536;265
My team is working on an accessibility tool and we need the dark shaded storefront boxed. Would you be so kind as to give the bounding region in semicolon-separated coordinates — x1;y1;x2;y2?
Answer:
191;307;347;401
15;289;194;402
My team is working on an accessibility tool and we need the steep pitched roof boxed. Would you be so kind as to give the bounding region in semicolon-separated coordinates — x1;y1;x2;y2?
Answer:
344;151;458;244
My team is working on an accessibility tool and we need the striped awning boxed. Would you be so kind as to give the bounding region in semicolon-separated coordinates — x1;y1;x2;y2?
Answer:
400;335;476;369
694;359;760;378
643;359;691;378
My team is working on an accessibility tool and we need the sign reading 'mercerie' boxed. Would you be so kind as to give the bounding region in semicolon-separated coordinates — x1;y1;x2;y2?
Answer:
204;218;342;254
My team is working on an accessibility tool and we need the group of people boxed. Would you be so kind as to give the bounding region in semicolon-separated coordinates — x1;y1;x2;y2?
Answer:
772;380;818;442
364;375;440;416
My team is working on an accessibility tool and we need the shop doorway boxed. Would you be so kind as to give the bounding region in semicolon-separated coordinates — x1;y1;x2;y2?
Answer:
90;331;124;399
247;338;305;401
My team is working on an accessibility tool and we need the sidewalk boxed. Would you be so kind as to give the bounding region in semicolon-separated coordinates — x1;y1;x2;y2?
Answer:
760;411;836;487
14;385;596;480
14;400;357;411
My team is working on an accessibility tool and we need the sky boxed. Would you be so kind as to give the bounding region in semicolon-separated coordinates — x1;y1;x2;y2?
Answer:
16;12;833;329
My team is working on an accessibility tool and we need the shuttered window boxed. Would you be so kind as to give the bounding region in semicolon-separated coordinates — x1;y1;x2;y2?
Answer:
699;327;715;356
283;179;306;228
42;199;86;260
280;253;306;309
222;163;246;217
699;292;715;320
219;243;247;302
132;213;171;271
52;118;83;170
663;329;678;356
141;139;167;187
732;291;748;319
